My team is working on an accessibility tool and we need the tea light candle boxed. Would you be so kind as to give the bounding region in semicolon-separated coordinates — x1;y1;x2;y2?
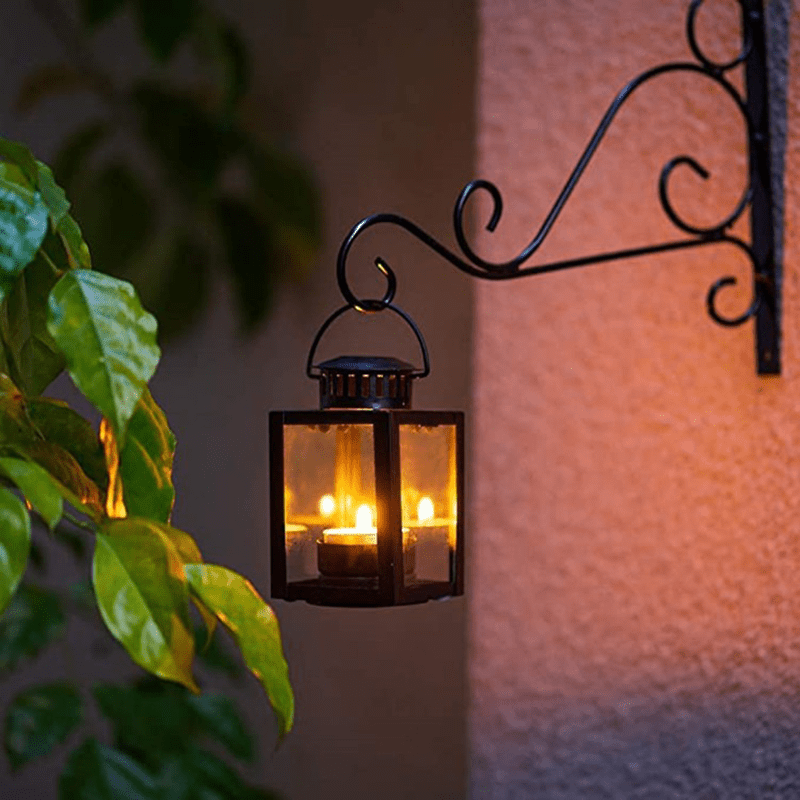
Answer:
318;505;378;577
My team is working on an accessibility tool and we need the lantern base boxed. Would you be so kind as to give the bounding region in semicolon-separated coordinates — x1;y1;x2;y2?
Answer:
283;576;459;607
317;539;416;578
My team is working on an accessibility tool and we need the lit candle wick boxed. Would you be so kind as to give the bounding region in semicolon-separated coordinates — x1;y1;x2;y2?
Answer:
319;494;336;516
355;504;374;531
322;504;377;544
417;496;434;523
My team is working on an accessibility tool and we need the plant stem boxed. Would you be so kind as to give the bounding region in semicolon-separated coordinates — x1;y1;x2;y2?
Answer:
38;248;62;277
63;511;97;534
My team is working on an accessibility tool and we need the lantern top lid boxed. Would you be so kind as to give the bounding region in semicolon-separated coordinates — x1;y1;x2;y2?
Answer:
317;355;415;374
314;354;418;410
306;303;431;410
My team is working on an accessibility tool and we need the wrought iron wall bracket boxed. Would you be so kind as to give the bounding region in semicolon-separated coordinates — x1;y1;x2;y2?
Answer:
332;0;781;376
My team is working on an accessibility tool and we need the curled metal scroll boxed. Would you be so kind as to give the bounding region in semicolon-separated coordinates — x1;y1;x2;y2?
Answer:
328;0;776;371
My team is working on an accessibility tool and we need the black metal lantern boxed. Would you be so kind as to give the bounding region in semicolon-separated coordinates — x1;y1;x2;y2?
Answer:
270;303;465;607
270;0;783;608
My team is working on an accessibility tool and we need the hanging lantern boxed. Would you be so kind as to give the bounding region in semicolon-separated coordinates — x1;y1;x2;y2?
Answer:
269;304;464;607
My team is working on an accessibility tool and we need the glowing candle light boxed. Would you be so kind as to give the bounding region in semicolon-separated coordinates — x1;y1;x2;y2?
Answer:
319;494;336;516
322;504;377;545
417;496;435;524
318;503;380;576
356;504;374;530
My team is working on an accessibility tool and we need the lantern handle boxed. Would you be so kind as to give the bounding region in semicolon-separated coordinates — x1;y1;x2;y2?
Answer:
306;302;431;380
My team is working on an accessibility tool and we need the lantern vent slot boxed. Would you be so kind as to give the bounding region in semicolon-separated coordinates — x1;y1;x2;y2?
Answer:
315;356;418;409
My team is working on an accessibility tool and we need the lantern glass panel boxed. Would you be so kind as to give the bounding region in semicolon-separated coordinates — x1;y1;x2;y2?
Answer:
399;422;457;585
283;423;376;583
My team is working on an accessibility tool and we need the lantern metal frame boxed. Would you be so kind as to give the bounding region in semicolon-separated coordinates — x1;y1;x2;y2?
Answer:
270;409;465;607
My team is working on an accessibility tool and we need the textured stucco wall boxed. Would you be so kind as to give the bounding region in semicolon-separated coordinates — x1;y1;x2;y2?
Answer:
471;0;800;797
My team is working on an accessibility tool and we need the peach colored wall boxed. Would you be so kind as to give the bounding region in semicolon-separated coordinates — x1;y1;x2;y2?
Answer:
471;0;799;796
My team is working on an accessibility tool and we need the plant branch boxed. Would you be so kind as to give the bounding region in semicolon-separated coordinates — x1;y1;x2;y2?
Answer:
62;510;97;534
38;248;62;277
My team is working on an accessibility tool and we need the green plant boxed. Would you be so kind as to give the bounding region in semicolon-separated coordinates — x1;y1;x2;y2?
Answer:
20;0;321;340
0;135;293;795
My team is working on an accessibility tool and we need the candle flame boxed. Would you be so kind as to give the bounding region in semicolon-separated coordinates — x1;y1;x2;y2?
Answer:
356;505;374;531
319;494;336;516
417;496;435;523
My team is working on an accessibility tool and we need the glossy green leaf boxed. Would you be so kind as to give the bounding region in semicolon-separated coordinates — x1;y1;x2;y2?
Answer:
215;197;274;332
0;374;38;447
0;584;64;671
0;164;32;192
59;738;157;800
5;682;82;770
184;565;293;736
118;389;175;523
191;598;217;653
93;519;198;692
0;178;48;300
0;457;63;530
146;522;200;569
0;353;11;386
27;398;107;490
0;139;89;272
0;486;31;613
0;273;33;395
23;255;66;394
79;0;127;27
135;0;196;61
37;223;73;275
149;521;216;646
47;270;160;442
187;692;254;761
71;163;153;274
20;440;103;518
36;162;70;225
20;252;66;394
0;140;38;186
56;213;91;270
1;253;65;395
0;141;72;229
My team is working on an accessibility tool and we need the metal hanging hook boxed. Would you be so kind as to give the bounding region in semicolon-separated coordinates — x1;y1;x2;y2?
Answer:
327;0;778;374
306;302;431;380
